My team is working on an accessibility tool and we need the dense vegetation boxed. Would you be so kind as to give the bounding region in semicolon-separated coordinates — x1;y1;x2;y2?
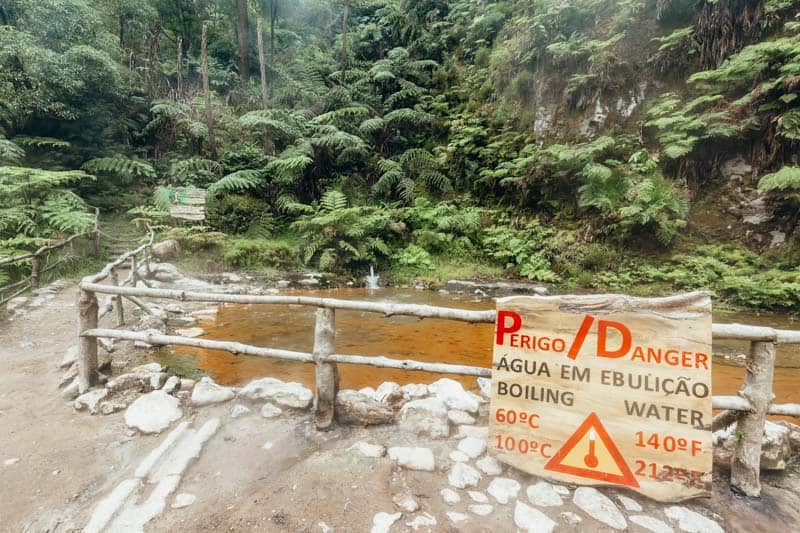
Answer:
1;0;799;310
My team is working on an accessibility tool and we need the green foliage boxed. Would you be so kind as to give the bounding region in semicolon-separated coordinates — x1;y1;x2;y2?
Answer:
82;157;157;183
758;166;800;194
482;219;560;282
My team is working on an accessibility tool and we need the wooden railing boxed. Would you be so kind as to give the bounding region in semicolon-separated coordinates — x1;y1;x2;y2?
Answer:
76;249;800;498
0;209;100;307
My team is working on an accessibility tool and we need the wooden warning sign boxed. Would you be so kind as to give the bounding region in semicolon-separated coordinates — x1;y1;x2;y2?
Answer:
488;292;712;502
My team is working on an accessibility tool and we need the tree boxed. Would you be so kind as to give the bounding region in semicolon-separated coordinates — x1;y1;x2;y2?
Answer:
237;0;250;83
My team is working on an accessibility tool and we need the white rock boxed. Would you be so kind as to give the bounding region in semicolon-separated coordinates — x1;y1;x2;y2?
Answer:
61;378;80;400
487;477;521;504
476;456;504;475
171;492;196;509
74;389;109;415
560;511;582;525
428;378;480;413
262;441;274;450
448;462;481;489
350;441;385;458
631;515;674;533
449;450;469;463
371;512;401;533
405;512;436;530
551;484;570;495
664;506;723;533
446;512;468;523
447;409;475;425
457;436;486;459
468;491;488;503
260;403;283;418
388;447;435;471
398;397;449;439
179;378;195;391
469;504;493;516
393;492;419;512
124;391;182;434
440;488;460;505
374;381;401;403
401;383;428;399
131;362;163;374
61;346;78;368
3;458;20;466
175;327;204;338
359;387;377;399
230;404;251;418
573;487;626;530
526;481;563;507
617;494;642;512
515;501;556;532
238;377;312;409
191;377;235;406
457;425;488;439
191;307;218;318
162;375;180;394
477;377;491;398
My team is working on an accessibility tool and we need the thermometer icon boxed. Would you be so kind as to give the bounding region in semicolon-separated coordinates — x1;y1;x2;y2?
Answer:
584;429;599;468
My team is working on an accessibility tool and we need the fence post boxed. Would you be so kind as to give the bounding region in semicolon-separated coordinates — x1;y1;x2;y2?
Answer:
111;269;124;326
731;339;776;497
77;287;99;393
313;307;339;430
30;255;41;288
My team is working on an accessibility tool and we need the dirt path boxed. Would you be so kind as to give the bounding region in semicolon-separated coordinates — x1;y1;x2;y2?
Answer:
2;282;799;532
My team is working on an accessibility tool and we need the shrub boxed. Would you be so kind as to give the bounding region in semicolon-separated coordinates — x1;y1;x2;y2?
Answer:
206;195;272;235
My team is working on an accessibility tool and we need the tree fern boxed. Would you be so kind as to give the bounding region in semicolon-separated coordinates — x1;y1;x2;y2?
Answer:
758;166;800;193
82;156;156;179
0;137;24;165
208;170;262;195
320;190;348;212
13;136;71;149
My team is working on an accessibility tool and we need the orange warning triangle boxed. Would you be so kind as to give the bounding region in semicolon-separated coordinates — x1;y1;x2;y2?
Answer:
544;412;639;488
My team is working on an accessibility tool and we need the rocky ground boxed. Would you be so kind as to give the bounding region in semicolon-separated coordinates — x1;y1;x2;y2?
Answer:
1;267;800;532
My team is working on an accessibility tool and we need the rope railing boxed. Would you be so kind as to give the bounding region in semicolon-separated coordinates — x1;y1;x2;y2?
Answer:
75;239;800;498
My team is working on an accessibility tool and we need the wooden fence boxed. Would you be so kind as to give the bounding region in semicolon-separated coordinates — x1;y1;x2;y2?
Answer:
0;209;100;307
76;246;800;498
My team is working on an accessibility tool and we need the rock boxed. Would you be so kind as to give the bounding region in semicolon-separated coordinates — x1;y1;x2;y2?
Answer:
469;504;493;516
374;381;400;403
179;378;195;391
630;515;674;533
151;240;181;261
714;420;792;470
162;376;180;394
449;450;469;462
107;372;156;394
457;436;486;459
59;365;78;388
456;425;488;439
131;362;163;374
149;372;167;390
74;389;109;414
441;488;460;505
358;387;377;399
514;501;556;533
405;513;436;530
171;492;196;509
148;262;182;282
61;346;78;369
238;377;312;409
61;379;80;400
124;390;182;433
617;494;642;512
487;477;521;504
230;404;251;418
560;511;582;525
526;481;563;507
221;273;242;284
476;377;491;399
166;316;196;328
191;307;218;318
175;327;204;338
446;512;468;523
6;296;28;313
99;401;127;415
191;377;235;406
447;409;475;426
573;487;626;530
260;403;282;418
371;512;401;533
476;456;504;476
770;230;786;248
350;441;385;458
777;421;800;452
448;462;481;489
3;458;20;466
401;383;428;399
387;447;435;471
335;390;394;425
428;378;481;413
551;484;570;495
393;492;419;512
721;156;753;179
398;397;449;439
664;506;723;533
468;491;488;503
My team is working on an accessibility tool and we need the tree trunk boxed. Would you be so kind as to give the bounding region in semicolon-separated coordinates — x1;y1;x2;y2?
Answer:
201;24;218;159
176;35;183;98
237;0;250;83
341;2;349;82
257;18;268;108
269;0;278;94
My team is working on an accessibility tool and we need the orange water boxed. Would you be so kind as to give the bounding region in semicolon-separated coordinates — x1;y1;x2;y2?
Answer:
161;289;800;414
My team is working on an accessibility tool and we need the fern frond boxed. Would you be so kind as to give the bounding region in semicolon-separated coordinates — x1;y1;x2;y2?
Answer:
82;157;156;179
13;136;71;149
0;138;25;164
208;170;262;195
